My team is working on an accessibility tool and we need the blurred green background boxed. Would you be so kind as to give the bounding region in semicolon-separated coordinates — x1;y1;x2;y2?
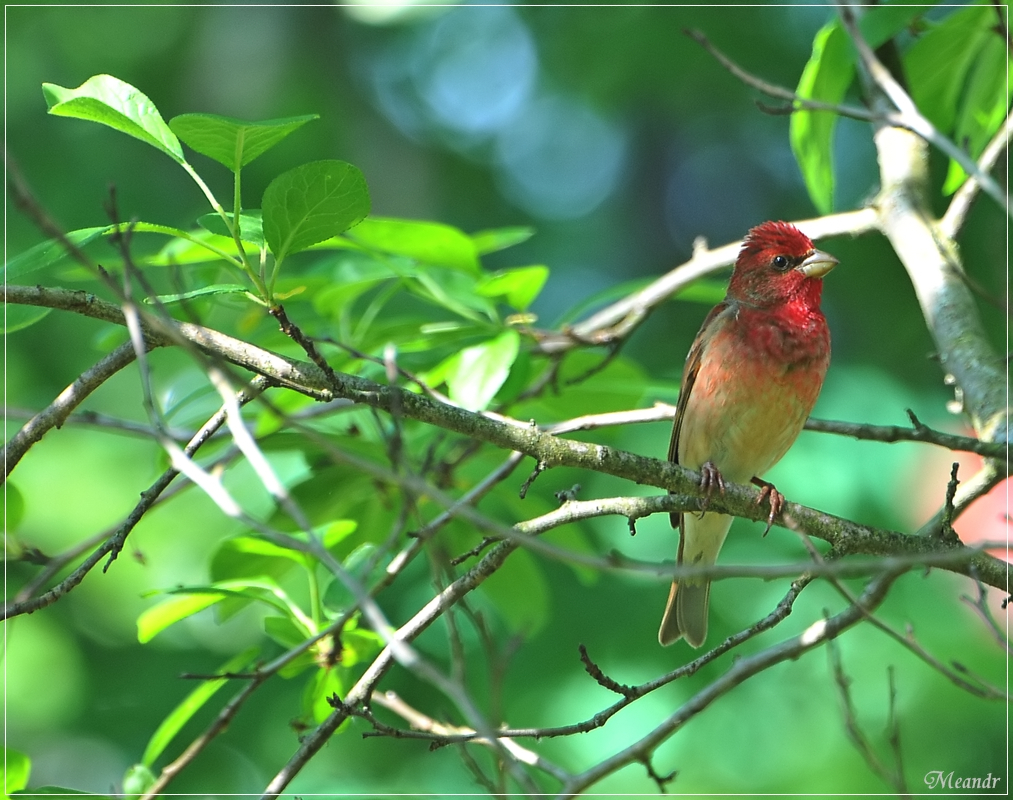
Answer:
5;3;1008;795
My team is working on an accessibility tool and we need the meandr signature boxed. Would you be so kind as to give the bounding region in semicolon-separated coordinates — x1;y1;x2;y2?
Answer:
924;770;1001;790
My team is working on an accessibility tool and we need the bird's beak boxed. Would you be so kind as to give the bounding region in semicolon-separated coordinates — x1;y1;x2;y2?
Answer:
796;248;838;279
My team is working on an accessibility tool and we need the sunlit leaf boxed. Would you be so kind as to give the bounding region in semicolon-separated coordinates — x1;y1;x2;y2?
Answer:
476;265;549;311
137;591;227;643
169;113;318;170
140;647;258;767
262;160;370;262
43;74;184;163
304;668;348;725
142;228;255;267
340;627;384;668
5;748;31;793
142;284;253;305
792;5;926;214
471;226;535;255
198;210;265;247
444;329;521;411
345;217;480;273
2;226;111;280
321;519;359;549
410;269;491;322
5;483;25;532
791;22;853;214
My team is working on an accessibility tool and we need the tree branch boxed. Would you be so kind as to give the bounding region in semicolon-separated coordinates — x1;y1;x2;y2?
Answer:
3;341;146;479
6;283;1008;592
532;208;879;354
556;572;900;796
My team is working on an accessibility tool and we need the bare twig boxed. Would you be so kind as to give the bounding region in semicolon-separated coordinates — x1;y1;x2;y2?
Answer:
827;638;907;793
917;459;1006;537
556;573;900;796
3;341;146;479
686;28;883;124
139;676;265;800
805;413;1006;459
3;378;267;618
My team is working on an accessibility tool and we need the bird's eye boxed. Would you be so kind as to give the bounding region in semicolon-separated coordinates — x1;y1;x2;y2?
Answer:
771;255;791;271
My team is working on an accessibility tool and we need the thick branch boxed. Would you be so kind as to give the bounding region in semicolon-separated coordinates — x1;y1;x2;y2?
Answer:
844;11;1009;448
6;284;1008;592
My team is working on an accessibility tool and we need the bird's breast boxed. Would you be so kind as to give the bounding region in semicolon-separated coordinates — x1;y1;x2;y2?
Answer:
677;308;829;482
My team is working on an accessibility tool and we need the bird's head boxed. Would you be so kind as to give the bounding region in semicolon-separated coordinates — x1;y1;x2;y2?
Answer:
727;221;837;308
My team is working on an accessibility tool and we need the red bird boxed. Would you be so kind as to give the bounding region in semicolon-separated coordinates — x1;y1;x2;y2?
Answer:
659;221;837;647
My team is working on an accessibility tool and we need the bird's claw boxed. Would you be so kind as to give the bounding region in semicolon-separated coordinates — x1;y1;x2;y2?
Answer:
699;461;726;511
751;477;784;536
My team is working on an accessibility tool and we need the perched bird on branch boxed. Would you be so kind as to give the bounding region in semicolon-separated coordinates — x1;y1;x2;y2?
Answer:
659;221;838;647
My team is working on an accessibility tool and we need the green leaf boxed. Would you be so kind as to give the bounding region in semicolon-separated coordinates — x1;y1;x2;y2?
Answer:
312;257;405;319
262;160;370;262
941;34;1010;194
906;5;992;134
476;265;549;311
198;210;265;247
4;306;53;334
345;217;480;273
140;647;258;768
169;113;318;171
471;226;535;255
43;74;183;163
3;226;112;280
304;668;347;725
5;748;31;794
264;615;309;649
142;284;253;306
142;228;255;267
444;329;521;411
321;519;359;549
410;269;492;322
137;591;228;643
791;22;854;214
5;483;25;532
340;627;384;668
791;6;927;214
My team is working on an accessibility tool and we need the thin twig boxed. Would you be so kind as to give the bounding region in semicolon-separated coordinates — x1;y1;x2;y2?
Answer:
827;638;907;793
940;111;1013;239
140;675;266;800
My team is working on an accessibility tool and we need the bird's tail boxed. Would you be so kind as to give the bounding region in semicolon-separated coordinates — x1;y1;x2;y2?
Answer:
658;512;733;647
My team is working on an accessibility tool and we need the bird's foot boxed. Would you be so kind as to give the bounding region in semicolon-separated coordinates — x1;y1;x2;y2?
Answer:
751;477;784;536
699;461;726;511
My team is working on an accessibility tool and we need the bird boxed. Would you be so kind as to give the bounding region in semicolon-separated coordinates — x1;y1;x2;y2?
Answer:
658;221;837;647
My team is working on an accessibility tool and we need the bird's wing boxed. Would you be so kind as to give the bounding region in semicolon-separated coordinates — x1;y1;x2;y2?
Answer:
667;301;732;529
668;301;732;466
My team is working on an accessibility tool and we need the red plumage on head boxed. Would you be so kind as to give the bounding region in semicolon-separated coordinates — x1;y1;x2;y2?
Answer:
728;221;824;309
740;221;814;262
